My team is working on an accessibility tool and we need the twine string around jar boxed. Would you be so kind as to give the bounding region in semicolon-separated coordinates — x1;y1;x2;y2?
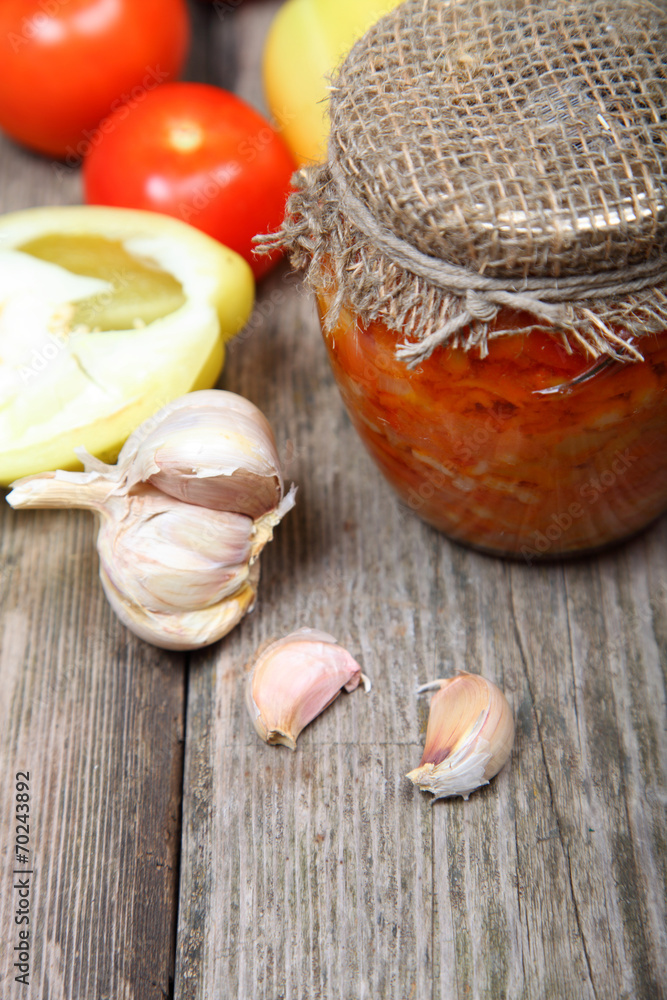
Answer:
329;158;667;364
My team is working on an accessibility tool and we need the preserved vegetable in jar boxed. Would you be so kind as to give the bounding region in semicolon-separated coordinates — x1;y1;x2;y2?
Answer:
319;295;667;558
261;0;667;559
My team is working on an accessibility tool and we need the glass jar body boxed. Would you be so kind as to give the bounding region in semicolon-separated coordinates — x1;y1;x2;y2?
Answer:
319;296;667;560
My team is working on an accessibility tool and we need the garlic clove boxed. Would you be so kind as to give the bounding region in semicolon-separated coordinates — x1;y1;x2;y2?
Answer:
120;390;284;519
96;485;256;614
246;627;371;749
117;389;263;465
406;672;515;801
100;561;260;651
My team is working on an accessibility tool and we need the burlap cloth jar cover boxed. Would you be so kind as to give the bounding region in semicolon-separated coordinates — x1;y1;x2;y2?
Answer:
260;0;667;557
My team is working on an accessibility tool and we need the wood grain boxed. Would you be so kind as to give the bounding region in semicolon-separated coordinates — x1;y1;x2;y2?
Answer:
0;503;185;1000
0;2;665;999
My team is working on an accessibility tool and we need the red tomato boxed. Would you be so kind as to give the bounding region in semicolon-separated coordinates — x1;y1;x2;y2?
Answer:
83;82;296;279
0;0;190;160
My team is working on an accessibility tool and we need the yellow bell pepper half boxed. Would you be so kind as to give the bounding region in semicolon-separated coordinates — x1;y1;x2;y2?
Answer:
263;0;400;166
0;206;254;485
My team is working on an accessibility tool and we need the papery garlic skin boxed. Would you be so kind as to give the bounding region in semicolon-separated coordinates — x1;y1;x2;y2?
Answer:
246;627;370;750
120;390;283;519
6;390;295;650
407;672;515;801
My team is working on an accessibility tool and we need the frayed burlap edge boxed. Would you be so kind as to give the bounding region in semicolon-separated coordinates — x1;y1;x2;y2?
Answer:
257;163;667;367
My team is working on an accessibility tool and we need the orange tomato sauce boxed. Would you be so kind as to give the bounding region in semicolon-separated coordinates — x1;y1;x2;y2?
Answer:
319;298;667;559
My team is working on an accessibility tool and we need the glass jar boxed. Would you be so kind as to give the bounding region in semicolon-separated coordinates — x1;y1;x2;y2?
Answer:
319;292;667;559
263;0;667;561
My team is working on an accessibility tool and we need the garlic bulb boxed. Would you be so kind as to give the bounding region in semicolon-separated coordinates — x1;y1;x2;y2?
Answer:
407;672;515;801
6;391;295;650
246;627;371;749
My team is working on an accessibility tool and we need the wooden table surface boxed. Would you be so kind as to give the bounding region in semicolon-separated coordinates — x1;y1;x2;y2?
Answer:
1;3;666;999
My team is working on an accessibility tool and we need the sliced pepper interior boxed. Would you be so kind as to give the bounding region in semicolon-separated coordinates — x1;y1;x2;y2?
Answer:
0;206;254;485
18;234;187;331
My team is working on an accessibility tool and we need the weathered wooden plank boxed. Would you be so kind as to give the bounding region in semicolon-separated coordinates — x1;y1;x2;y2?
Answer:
0;112;185;1000
174;255;436;1000
496;536;667;1000
0;505;186;1000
